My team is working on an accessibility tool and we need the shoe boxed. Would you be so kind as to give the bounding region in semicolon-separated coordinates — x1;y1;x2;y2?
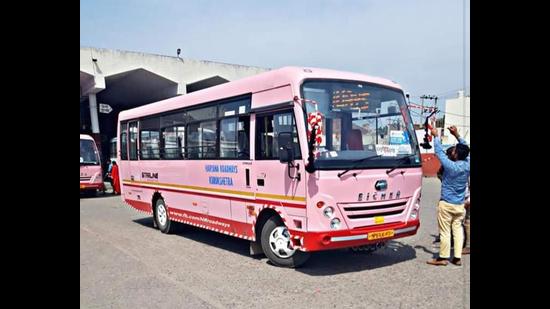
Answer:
462;247;470;255
451;258;462;266
427;259;448;266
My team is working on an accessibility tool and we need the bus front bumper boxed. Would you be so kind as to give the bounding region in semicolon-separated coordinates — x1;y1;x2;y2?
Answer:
290;220;420;252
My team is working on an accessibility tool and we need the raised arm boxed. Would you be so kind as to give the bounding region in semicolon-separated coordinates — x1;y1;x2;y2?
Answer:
448;125;470;163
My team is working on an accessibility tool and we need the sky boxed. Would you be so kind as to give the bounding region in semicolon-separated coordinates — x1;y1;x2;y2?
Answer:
80;0;469;118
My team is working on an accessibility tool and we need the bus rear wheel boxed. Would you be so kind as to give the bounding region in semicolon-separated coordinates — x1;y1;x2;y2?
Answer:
154;199;175;234
260;216;310;268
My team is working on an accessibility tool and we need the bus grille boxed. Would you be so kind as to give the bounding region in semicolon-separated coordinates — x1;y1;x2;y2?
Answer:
80;177;91;182
339;200;408;220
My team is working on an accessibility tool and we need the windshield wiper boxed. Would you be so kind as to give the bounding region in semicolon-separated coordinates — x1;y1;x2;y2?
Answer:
337;155;382;178
386;154;417;175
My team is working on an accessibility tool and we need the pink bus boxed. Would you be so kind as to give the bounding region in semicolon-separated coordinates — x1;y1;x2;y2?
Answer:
80;134;104;194
117;67;422;267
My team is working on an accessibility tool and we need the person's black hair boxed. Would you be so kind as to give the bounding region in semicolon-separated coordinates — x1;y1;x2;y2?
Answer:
455;143;470;161
112;161;117;165
446;146;455;157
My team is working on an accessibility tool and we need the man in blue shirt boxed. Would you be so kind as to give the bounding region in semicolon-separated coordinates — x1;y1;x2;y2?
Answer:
104;160;114;193
427;126;470;266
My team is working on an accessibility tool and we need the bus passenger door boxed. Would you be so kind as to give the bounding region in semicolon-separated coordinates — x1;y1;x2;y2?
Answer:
118;122;129;195
218;113;255;237
126;121;142;201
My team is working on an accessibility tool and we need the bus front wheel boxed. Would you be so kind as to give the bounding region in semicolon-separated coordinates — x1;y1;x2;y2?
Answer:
260;216;310;268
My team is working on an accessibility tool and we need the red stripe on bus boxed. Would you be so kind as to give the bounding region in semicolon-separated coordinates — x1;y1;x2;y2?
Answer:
125;199;254;238
126;199;152;213
168;207;253;236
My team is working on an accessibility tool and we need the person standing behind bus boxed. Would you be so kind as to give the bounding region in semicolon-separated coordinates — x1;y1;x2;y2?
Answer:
104;160;114;192
436;146;468;251
107;160;113;175
111;161;121;195
427;126;470;266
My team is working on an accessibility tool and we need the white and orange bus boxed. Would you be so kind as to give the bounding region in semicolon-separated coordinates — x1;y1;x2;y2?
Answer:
80;134;104;194
117;67;422;267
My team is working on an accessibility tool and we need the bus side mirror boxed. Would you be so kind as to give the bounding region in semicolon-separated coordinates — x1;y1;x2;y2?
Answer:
277;132;301;181
277;132;294;163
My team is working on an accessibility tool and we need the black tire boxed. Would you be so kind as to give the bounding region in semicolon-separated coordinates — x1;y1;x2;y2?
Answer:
260;216;310;268
154;198;175;234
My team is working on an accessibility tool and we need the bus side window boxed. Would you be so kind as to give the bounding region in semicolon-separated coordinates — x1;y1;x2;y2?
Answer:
176;126;185;159
161;127;175;159
187;123;200;159
140;117;160;160
237;117;249;159
128;122;139;160
256;111;301;160
161;125;185;160
220;116;249;159
161;112;186;160
256;114;274;159
120;123;128;160
186;106;217;159
200;120;217;159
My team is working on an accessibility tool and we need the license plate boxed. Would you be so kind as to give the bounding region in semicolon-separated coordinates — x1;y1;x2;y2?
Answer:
368;230;395;240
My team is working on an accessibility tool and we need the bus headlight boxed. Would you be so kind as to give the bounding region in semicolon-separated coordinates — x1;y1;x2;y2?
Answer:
323;206;334;218
330;218;341;229
410;210;418;220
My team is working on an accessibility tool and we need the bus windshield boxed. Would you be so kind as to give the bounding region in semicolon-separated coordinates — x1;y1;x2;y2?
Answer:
80;139;100;165
301;80;420;170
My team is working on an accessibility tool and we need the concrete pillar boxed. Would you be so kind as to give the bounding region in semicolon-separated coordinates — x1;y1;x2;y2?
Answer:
88;93;103;162
89;93;100;134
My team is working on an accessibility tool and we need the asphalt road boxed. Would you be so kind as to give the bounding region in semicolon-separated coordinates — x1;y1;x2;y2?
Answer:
80;177;469;308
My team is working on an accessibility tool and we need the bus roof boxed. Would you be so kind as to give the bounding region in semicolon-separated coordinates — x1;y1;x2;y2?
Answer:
118;66;402;121
80;134;95;141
